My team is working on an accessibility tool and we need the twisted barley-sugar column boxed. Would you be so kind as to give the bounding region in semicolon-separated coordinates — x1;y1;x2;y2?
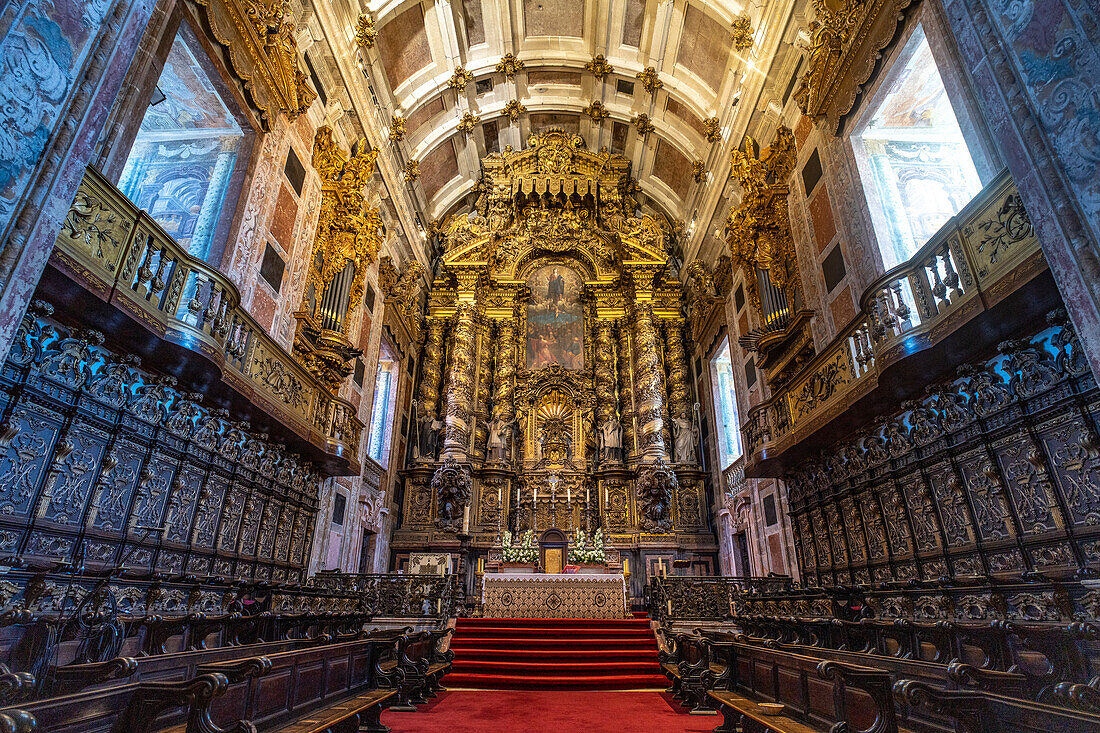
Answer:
594;319;616;426
417;318;446;418
665;317;692;421
615;318;637;459
472;317;494;459
442;299;478;458
492;316;517;422
632;301;668;462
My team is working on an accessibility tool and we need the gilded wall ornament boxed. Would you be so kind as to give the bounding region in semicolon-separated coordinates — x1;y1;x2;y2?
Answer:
731;16;754;51
636;67;663;95
503;99;528;122
583;101;610;121
703;117;722;143
632;114;655;136
189;0;317;129
691;161;707;182
404;159;421;183
389;115;407;142
496;53;525;77
355;13;377;48
585;55;615;79
448;65;474;91
457;112;481;135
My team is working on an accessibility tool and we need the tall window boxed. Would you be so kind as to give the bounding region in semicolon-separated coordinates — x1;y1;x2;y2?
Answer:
851;25;983;269
367;353;399;465
711;338;742;469
118;29;246;263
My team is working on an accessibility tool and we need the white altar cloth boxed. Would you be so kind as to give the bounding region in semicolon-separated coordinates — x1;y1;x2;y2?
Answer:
481;572;628;619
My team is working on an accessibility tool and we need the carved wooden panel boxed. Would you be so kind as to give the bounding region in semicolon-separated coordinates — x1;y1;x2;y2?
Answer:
786;317;1099;581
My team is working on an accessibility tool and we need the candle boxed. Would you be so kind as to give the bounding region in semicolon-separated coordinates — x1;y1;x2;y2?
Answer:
623;558;629;575
533;485;537;503
516;485;520;504
462;504;470;532
497;485;502;506
566;485;571;503
586;485;590;505
478;557;484;573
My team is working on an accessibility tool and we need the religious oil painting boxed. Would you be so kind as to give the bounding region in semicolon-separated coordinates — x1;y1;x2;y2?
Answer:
527;264;584;370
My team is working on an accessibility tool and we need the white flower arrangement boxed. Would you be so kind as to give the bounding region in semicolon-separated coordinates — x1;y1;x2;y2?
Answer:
568;528;606;564
501;530;538;563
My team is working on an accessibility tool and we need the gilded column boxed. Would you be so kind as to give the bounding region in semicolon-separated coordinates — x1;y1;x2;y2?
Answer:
615;319;637;459
442;278;479;458
664;317;692;422
492;315;517;421
417;318;446;419
472;317;494;459
594;319;616;426
632;300;668;462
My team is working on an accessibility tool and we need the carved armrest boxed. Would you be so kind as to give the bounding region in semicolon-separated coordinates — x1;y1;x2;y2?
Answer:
0;709;35;733
817;661;898;733
946;660;1027;696
45;656;137;696
120;673;256;733
196;656;272;685
0;663;35;705
893;678;986;733
1050;679;1100;714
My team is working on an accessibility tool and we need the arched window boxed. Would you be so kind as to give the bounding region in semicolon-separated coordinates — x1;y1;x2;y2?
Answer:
850;25;984;269
710;337;742;469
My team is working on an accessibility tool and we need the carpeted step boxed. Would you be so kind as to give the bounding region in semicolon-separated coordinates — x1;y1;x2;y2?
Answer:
451;659;663;676
446;617;665;690
456;617;652;628
443;672;670;690
451;626;653;639
449;648;658;663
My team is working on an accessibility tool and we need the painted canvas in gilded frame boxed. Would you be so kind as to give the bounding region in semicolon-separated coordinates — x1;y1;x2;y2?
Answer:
526;264;584;370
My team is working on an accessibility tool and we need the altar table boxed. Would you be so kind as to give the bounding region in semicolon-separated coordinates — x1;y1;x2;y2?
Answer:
481;573;627;619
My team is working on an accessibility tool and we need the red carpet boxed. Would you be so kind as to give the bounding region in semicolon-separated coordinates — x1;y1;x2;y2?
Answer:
384;690;715;732
445;617;668;690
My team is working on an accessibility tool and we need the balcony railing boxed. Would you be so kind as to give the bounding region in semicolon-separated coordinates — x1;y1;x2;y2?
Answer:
50;166;364;473
742;170;1044;472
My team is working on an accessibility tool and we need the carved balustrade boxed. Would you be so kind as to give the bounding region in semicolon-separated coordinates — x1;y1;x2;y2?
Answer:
742;170;1044;470
648;575;796;624
50;167;364;473
308;572;458;618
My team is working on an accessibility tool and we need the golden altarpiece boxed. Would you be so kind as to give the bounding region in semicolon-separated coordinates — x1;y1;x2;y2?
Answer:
393;130;716;569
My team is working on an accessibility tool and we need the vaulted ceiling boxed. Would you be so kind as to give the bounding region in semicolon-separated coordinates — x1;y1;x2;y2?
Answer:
305;0;805;267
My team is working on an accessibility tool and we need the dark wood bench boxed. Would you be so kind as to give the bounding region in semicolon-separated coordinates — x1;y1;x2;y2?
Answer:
657;631;724;714
376;630;449;711
0;671;242;733
895;677;1100;733
703;639;904;733
40;631;350;698
197;637;394;732
702;629;1030;703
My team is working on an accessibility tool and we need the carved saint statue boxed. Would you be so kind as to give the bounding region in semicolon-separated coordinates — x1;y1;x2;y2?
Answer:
486;415;515;462
599;415;624;463
672;404;701;464
418;412;443;461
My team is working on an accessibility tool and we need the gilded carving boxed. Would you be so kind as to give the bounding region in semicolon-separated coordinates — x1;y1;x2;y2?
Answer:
189;0;317;129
